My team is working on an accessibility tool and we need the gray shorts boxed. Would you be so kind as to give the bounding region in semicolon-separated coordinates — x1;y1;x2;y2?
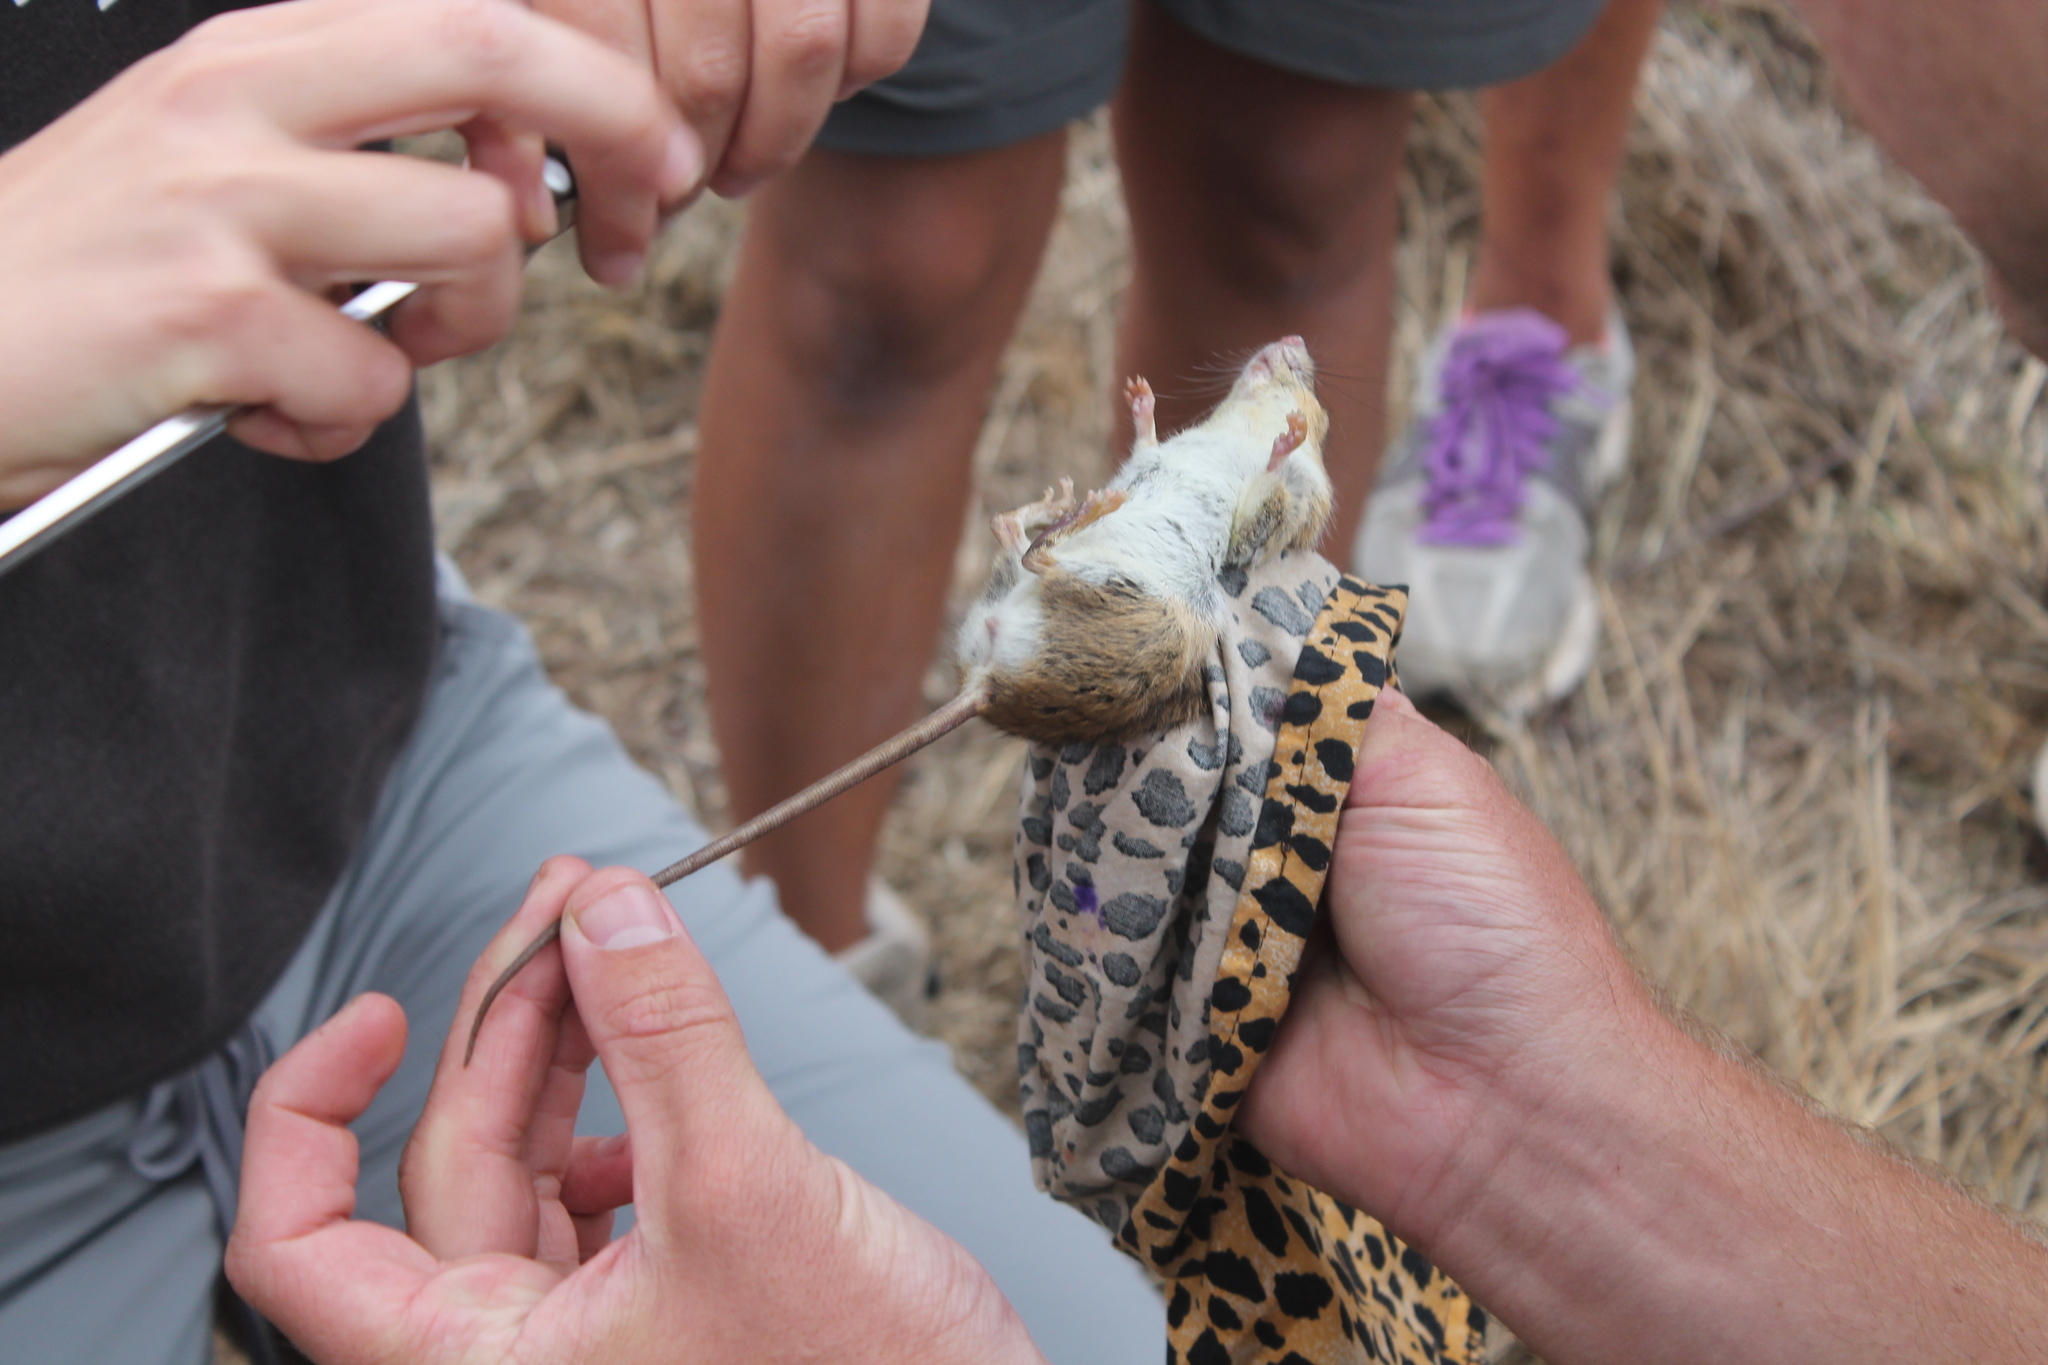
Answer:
819;0;1607;156
0;569;1162;1365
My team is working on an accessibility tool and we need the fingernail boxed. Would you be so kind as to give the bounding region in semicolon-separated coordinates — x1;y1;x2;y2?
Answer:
589;250;645;288
576;883;677;950
661;122;703;198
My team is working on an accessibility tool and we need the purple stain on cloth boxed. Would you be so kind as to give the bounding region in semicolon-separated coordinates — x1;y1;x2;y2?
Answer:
1420;309;1584;547
1074;882;1099;917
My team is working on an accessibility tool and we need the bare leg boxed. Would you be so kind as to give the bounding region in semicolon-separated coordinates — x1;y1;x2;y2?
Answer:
694;136;1067;951
1793;0;2048;357
1466;0;1665;345
1112;1;1412;557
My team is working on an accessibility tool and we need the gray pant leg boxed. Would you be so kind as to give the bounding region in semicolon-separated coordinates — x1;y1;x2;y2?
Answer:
0;592;1159;1365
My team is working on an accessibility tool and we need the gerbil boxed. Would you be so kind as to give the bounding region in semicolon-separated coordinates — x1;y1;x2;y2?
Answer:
465;337;1334;1060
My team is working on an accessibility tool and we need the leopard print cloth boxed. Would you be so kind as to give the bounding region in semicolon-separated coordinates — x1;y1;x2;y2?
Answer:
1013;550;1483;1365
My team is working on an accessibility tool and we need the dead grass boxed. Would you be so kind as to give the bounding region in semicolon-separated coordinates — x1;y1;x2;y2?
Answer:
405;0;2048;1355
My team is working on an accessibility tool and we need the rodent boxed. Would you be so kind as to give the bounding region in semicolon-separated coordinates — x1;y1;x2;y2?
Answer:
957;334;1332;743
466;336;1334;1059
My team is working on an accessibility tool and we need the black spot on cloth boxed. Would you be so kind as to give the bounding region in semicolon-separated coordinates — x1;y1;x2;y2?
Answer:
1347;697;1376;720
1075;1088;1124;1126
1400;1246;1436;1288
1213;857;1245;891
1218;784;1257;838
1029;753;1055;780
1297;578;1328;615
1238;919;1262;950
1206;1296;1243;1332
1235;756;1272;794
1315;737;1356;782
1047;882;1077;915
1218;564;1250;597
1017;1043;1037;1074
1126;1103;1165;1145
1209;1039;1246;1075
1059;740;1092;765
1103;892;1168;940
1024;1110;1052;1157
1253;800;1294;850
1254;1322;1286;1351
1251;586;1315;635
1083;743;1126;795
1043;963;1088;1007
1237;638;1272;669
1269;1268;1335;1326
1187;1329;1230;1365
1242;1184;1289;1258
1162;1167;1202;1211
1211;977;1253;1012
1119;1041;1152;1074
1067;803;1106;861
1250;686;1288;730
1048;765;1070;812
1279;690;1323;726
1227;1141;1272;1177
1112;831;1166;859
1287;834;1331;872
1099;1145;1155;1182
1238;1016;1277;1051
1351;649;1388;687
1186;736;1225;770
1022;816;1051;846
1329;618;1377;642
1285;783;1339;815
1032;922;1084;967
1292;645;1345;686
1167;1286;1193;1329
1133;770;1197;827
1101;951;1141;987
1254;876;1317;937
1154;1068;1189;1122
1032;993;1076;1024
1026;852;1050;892
1204;1250;1268;1303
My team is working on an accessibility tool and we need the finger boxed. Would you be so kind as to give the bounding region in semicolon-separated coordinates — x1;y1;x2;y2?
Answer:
650;0;751;194
211;150;527;367
711;0;848;196
461;117;558;242
181;0;697;274
1346;685;1496;811
839;0;928;97
565;1132;633;1262
556;867;793;1236
563;1132;635;1217
205;280;414;461
529;0;654;69
400;856;590;1260
228;995;442;1349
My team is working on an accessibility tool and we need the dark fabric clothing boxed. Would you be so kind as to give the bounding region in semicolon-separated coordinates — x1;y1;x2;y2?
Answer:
0;0;438;1143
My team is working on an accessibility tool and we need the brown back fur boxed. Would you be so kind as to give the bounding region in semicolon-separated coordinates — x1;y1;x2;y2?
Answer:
980;570;1215;745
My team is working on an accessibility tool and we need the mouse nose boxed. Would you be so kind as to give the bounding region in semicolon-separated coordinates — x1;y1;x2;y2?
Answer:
1248;336;1313;381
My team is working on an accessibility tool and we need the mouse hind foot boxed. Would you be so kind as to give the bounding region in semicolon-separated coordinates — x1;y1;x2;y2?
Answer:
1021;487;1129;575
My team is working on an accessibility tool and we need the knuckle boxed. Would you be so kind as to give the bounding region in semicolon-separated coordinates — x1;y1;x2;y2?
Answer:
430;0;528;79
762;3;848;77
676;37;747;115
601;977;733;1051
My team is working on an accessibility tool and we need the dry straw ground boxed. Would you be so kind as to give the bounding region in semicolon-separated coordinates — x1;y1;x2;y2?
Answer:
387;0;2048;1354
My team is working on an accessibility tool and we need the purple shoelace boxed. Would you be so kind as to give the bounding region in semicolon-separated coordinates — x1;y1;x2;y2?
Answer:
1420;309;1582;547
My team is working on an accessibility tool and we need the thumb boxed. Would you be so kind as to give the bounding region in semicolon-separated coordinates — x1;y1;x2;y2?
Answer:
1349;685;1506;814
556;868;786;1228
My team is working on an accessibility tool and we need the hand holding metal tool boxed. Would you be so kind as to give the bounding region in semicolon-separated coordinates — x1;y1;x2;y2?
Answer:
0;153;578;579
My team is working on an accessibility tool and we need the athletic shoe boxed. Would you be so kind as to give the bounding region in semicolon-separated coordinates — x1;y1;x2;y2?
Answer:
1355;307;1634;709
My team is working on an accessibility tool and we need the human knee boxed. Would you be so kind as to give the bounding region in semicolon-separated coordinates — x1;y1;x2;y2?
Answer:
757;167;1053;409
